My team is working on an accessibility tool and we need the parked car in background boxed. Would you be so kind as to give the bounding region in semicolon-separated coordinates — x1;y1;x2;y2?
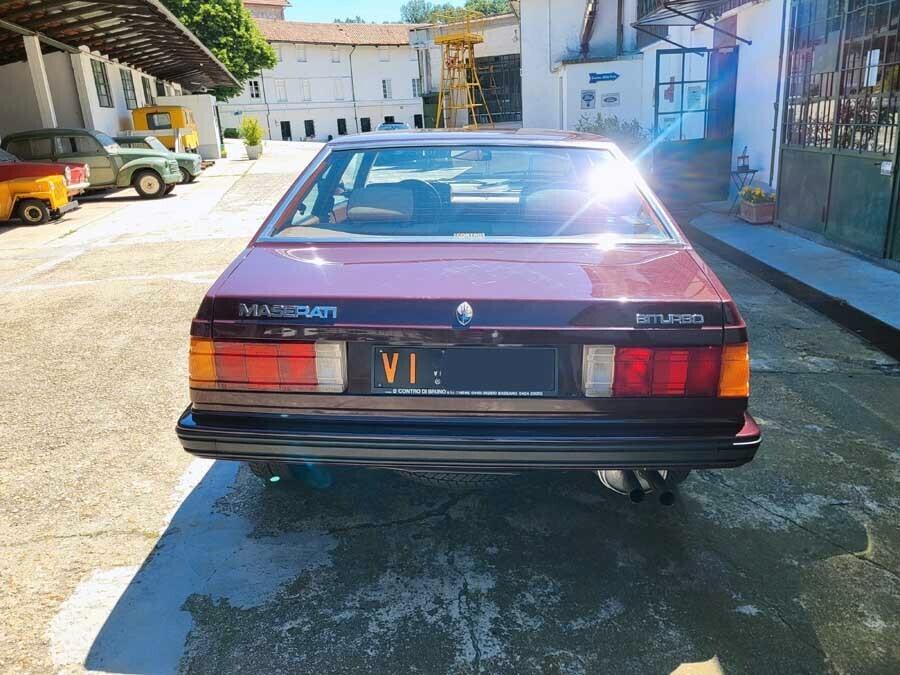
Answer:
1;128;180;199
0;148;90;196
113;135;201;184
177;130;759;505
131;105;200;153
0;175;75;225
375;121;411;131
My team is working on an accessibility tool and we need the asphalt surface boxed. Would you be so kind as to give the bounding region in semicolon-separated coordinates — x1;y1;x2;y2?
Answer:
1;141;898;674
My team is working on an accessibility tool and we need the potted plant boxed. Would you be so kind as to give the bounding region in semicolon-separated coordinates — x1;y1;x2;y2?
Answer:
239;118;264;160
739;186;776;224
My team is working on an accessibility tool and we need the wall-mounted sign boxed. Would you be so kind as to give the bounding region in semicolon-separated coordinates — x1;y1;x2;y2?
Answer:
589;72;619;83
600;92;620;107
881;160;893;176
581;90;596;109
685;84;706;111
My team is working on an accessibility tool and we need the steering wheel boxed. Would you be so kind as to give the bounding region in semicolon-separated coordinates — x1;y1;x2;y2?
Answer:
397;179;442;221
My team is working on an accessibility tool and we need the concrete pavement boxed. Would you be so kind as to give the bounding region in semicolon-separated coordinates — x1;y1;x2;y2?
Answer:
1;141;898;674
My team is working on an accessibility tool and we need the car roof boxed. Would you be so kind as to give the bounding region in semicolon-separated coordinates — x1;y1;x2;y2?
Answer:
4;128;101;139
328;128;613;150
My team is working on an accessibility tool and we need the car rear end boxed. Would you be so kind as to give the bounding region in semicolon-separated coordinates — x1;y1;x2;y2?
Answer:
176;134;759;497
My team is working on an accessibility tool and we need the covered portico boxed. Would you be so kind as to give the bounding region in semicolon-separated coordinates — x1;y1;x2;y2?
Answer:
0;0;237;134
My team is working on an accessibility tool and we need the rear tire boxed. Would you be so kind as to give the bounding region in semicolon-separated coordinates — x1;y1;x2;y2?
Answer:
164;183;176;195
16;199;50;225
180;168;195;183
248;461;298;483
132;170;165;199
394;470;518;488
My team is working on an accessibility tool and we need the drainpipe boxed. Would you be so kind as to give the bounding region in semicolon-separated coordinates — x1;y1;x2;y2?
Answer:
769;0;789;186
349;45;360;133
259;69;272;139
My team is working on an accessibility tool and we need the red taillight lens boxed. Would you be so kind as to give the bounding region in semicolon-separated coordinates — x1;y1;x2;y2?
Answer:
612;346;723;397
190;339;345;392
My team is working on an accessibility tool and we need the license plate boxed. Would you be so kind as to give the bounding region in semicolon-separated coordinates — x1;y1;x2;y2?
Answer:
372;346;558;396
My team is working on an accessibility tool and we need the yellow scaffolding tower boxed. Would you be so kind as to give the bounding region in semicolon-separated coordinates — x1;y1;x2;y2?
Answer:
434;10;494;129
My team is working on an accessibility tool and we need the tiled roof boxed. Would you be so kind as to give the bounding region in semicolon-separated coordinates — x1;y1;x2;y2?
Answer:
255;19;418;45
244;0;291;6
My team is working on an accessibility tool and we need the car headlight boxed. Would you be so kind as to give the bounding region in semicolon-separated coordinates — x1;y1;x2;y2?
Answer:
64;166;72;185
83;164;90;179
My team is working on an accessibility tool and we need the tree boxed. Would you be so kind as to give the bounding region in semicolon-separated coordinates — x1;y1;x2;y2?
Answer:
400;0;512;24
160;0;276;98
334;16;367;23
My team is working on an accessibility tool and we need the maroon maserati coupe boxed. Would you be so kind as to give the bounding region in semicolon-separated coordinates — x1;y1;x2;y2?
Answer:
177;130;759;504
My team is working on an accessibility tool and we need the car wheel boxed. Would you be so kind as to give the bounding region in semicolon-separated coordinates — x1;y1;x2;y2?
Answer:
394;470;518;488
247;461;301;484
164;184;176;195
16;199;50;225
132;170;165;198
179;168;195;184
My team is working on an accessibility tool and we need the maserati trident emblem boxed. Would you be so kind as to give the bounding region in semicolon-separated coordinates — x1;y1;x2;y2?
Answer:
455;301;474;327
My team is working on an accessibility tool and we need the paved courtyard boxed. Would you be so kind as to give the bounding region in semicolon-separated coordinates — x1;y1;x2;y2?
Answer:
1;141;898;674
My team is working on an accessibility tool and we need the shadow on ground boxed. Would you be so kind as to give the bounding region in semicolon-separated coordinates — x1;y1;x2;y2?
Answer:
81;458;877;674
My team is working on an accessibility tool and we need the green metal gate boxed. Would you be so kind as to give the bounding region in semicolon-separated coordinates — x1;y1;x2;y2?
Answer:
779;0;900;261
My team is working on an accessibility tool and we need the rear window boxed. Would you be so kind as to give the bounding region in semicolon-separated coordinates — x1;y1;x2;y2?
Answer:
267;145;674;243
147;112;172;130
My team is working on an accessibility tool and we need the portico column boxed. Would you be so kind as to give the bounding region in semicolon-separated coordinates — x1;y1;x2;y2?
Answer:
22;34;58;127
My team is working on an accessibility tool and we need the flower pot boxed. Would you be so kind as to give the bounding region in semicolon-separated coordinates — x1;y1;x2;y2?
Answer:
245;144;262;160
739;200;775;224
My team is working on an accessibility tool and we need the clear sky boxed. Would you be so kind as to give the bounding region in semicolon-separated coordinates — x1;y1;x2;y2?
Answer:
285;0;465;24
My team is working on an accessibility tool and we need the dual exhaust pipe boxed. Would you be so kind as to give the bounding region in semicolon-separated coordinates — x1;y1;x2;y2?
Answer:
596;469;677;506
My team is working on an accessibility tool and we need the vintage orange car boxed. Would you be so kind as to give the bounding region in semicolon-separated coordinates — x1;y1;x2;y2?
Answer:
0;174;76;225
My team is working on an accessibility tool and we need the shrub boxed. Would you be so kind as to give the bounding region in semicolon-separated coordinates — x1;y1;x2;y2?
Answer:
574;113;649;158
223;127;240;139
239;117;264;146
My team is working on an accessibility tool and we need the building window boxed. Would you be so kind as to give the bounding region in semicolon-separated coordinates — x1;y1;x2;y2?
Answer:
120;69;138;109
91;59;112;108
379;47;390;62
333;79;344;100
304;119;315;138
331;46;340;63
412;77;422;97
414;113;423;128
248;80;261;99
274;44;283;62
337;118;347;135
382;79;392;99
156;80;166;97
274;79;287;102
360;117;371;132
384;115;395;123
147;112;172;130
141;76;154;105
297;44;307;62
301;79;311;101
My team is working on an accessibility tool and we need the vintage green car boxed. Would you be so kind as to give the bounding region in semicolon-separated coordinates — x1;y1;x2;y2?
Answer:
113;135;201;184
1;128;181;199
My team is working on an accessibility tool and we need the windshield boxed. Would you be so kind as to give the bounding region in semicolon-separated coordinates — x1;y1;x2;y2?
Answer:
267;145;674;243
144;137;168;152
93;131;120;151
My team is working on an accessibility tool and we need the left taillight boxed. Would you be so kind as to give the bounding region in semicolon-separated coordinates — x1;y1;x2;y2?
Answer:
582;343;749;398
63;166;72;185
189;338;347;392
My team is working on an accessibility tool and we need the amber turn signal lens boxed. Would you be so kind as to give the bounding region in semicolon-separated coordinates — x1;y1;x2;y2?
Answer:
189;337;217;388
719;343;750;397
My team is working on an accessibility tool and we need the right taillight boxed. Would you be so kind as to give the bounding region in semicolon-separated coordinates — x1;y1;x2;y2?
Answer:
189;338;346;392
718;342;750;397
583;343;749;398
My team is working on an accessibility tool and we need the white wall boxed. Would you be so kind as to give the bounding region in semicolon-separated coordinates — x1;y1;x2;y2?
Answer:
219;41;424;140
0;60;42;136
562;57;644;132
521;0;636;129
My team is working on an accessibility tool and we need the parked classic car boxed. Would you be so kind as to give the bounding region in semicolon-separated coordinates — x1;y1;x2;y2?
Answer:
1;128;180;199
112;135;201;184
176;130;759;505
0;148;90;196
131;105;200;153
0;175;75;225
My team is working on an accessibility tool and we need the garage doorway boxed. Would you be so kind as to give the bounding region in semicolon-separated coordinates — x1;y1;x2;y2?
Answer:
280;121;292;141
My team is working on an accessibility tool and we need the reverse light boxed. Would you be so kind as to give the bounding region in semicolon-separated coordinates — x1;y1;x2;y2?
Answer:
583;344;748;398
582;345;615;397
189;338;346;392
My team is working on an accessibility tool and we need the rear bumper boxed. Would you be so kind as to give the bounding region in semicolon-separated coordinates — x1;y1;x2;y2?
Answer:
176;408;761;471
